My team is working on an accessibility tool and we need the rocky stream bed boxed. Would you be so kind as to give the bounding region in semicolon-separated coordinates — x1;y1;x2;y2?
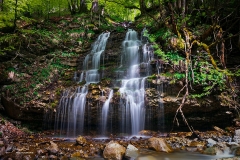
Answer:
1;117;240;160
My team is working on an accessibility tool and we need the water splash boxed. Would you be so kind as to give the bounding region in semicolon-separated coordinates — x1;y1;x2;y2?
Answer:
101;89;113;135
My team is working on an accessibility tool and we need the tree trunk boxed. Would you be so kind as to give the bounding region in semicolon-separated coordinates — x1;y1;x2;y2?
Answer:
13;0;18;29
0;0;3;11
139;0;146;13
177;0;181;10
181;0;186;26
80;0;87;13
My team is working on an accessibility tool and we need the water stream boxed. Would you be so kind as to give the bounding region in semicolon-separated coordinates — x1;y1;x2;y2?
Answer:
79;32;110;83
101;89;113;135
55;29;163;136
118;29;156;135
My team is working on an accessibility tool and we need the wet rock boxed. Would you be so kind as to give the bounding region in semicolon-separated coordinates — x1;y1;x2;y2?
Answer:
203;146;217;155
49;155;58;159
189;141;205;151
37;149;46;155
71;151;81;157
0;146;5;156
23;155;31;160
234;147;240;156
125;144;139;159
47;141;59;155
76;136;87;146
139;130;157;136
186;146;198;152
0;141;4;147
148;137;172;153
6;144;13;152
15;152;23;159
233;129;240;143
207;138;217;147
103;141;126;160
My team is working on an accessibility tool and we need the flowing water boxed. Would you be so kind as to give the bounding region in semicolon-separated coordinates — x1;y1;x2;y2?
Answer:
101;89;113;135
55;32;110;136
54;85;88;137
79;32;110;83
55;29;164;136
119;29;155;135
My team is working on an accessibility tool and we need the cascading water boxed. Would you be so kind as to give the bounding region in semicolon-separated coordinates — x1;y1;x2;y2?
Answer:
55;32;110;136
101;89;113;135
54;29;164;137
54;86;88;137
157;60;165;132
119;29;154;135
79;32;110;83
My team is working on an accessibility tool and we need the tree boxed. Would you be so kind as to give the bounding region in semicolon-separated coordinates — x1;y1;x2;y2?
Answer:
67;0;88;15
0;0;3;11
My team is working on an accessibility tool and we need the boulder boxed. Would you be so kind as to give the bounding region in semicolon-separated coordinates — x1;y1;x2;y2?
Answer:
125;144;139;159
47;141;59;155
76;136;87;146
103;141;126;160
148;137;172;153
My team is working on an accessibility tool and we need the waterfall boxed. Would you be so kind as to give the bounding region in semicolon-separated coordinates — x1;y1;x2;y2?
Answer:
80;32;110;83
55;32;110;136
119;29;153;135
54;85;88;137
54;29;165;137
157;60;165;132
101;89;113;135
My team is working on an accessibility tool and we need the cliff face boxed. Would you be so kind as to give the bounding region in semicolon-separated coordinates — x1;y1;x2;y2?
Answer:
1;29;235;133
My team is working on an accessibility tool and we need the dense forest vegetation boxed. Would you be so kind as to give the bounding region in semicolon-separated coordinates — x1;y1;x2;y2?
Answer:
0;0;240;129
0;0;240;159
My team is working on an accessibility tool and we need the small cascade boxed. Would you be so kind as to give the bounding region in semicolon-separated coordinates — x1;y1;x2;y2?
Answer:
79;32;110;83
53;29;165;137
119;29;154;135
55;32;110;136
101;89;113;135
156;60;165;132
54;85;88;137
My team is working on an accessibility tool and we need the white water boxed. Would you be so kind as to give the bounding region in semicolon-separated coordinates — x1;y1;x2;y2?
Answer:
79;32;110;83
55;32;110;136
101;89;113;135
119;29;154;135
55;29;161;136
54;85;88;137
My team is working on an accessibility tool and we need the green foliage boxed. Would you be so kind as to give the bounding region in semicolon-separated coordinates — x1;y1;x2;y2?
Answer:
116;26;125;32
191;61;226;98
148;74;157;79
61;52;77;57
173;73;185;80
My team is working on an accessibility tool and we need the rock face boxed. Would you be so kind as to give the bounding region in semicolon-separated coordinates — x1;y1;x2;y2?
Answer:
148;137;172;153
103;141;126;160
1;29;236;133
